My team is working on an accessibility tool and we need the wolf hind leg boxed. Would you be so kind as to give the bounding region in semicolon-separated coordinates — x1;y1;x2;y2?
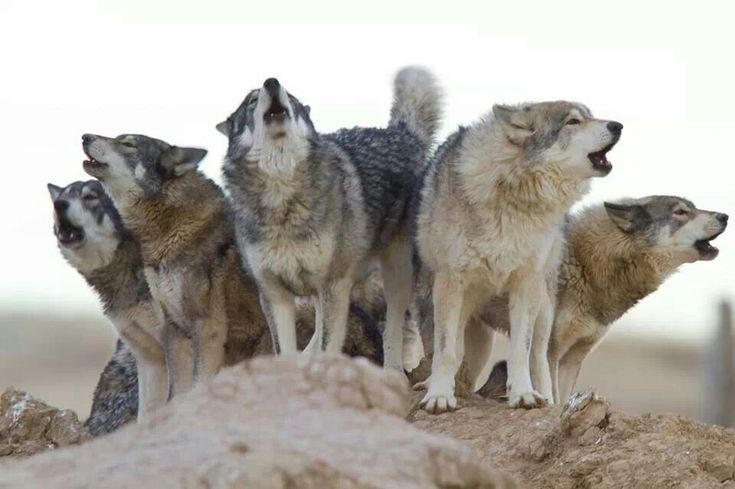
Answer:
460;316;495;393
380;239;413;373
319;277;353;353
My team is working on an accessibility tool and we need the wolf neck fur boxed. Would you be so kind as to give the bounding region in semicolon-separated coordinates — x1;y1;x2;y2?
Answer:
82;238;149;315
568;207;679;324
122;174;227;266
457;119;589;220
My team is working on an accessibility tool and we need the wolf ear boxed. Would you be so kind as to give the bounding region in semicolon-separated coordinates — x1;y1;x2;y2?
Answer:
47;183;63;201
604;202;648;233
216;120;231;137
161;146;208;176
493;104;534;145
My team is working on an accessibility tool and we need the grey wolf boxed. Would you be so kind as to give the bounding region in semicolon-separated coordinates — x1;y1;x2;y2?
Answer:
48;180;169;419
415;101;622;411
476;196;728;404
81;133;267;394
219;67;441;371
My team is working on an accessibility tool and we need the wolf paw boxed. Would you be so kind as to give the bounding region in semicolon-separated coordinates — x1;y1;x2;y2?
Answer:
420;392;458;414
403;337;425;373
508;390;547;409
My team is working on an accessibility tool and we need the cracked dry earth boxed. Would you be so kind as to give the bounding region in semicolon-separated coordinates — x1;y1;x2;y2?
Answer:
2;355;735;488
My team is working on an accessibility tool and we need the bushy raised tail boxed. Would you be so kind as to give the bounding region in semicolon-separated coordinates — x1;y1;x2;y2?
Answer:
389;66;442;149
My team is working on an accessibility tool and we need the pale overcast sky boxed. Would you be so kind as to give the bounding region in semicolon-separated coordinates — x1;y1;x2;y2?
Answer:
1;0;734;341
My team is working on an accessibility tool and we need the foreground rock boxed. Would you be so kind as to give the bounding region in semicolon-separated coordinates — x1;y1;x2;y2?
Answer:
412;390;735;488
0;389;89;457
0;355;514;489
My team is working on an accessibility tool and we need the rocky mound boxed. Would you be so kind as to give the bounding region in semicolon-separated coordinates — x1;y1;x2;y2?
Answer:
0;389;89;457
412;390;735;488
0;355;514;489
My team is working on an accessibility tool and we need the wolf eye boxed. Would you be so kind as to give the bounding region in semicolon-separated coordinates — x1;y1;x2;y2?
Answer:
566;118;581;125
673;208;688;216
120;141;137;148
82;193;98;202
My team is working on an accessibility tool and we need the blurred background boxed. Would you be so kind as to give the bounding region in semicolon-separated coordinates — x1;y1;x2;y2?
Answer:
1;0;734;423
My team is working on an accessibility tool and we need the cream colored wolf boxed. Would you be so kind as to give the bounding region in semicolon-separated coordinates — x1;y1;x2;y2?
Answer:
415;101;622;412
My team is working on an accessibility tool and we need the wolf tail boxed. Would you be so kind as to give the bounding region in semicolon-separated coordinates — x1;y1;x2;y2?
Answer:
389;66;442;149
477;360;508;400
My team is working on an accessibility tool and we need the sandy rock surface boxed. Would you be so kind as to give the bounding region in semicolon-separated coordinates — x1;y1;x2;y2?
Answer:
0;355;514;489
0;389;89;457
411;389;735;488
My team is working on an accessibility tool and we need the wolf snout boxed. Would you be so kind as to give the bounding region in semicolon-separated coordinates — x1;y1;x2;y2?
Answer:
716;213;729;225
263;77;281;95
53;199;69;213
607;121;623;136
82;134;97;144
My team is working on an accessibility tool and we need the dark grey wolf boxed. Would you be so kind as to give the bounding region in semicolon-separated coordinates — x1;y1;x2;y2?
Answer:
48;180;168;419
415;101;622;412
218;67;441;372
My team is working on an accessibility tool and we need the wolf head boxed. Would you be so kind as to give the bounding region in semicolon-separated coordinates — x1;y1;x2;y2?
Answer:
48;180;126;274
492;101;622;178
81;133;207;208
217;78;315;174
604;196;728;262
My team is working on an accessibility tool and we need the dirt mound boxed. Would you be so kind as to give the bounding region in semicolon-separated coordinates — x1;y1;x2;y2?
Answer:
412;390;735;488
0;355;514;489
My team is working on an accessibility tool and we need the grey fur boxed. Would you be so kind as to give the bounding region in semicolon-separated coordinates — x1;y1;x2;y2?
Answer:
220;67;441;370
49;180;170;420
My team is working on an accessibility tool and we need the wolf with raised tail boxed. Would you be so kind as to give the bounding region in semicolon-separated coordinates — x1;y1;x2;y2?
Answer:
219;67;441;372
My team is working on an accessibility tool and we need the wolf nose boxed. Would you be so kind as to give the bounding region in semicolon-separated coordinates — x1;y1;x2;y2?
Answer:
607;121;623;135
82;134;96;144
54;200;69;213
263;77;281;94
716;213;729;225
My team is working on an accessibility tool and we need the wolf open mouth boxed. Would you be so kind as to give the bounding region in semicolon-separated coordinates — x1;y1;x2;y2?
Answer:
588;143;615;174
263;97;289;124
82;157;108;176
694;228;725;260
55;220;85;247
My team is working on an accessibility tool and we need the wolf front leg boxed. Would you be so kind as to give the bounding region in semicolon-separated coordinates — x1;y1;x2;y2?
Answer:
119;326;168;419
507;271;547;409
529;287;555;403
258;275;297;354
420;272;468;414
319;277;353;353
163;321;193;399
558;338;597;402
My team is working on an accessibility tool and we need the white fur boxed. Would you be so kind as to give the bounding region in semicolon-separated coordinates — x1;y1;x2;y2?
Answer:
58;200;119;274
418;108;614;412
